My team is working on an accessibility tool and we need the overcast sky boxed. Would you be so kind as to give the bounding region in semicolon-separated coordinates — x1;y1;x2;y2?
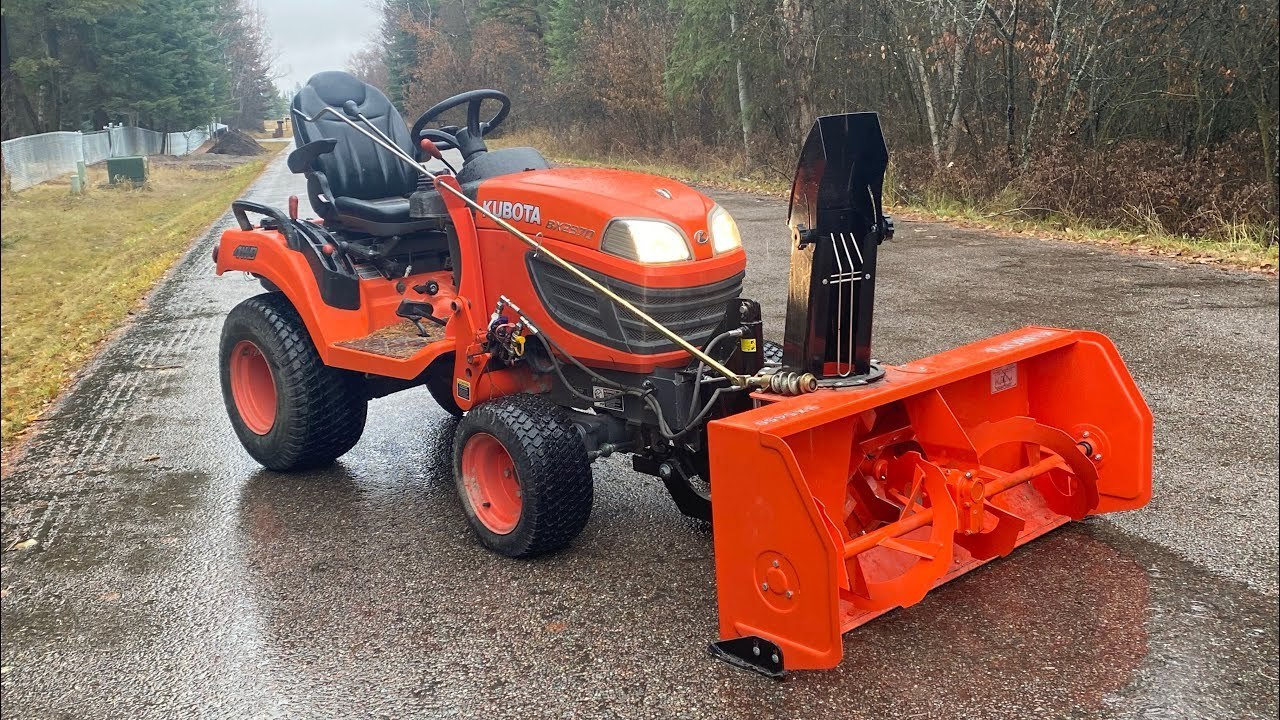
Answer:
259;1;382;93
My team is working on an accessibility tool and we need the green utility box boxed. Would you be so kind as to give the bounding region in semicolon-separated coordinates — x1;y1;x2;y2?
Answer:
107;156;148;185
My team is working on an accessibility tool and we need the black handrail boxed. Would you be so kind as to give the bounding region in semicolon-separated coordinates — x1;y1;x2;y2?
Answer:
231;199;299;250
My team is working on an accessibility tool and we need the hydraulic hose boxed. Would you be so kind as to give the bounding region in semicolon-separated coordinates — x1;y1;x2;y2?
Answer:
531;331;644;406
534;330;741;442
689;328;743;419
645;387;737;442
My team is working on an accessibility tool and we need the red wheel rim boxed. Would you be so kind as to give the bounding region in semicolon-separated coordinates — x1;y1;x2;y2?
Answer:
229;340;277;435
460;432;522;535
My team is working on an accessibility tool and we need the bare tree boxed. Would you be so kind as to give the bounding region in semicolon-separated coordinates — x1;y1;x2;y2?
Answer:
348;43;390;89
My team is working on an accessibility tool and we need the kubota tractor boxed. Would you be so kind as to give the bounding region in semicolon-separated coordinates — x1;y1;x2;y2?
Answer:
214;71;1153;676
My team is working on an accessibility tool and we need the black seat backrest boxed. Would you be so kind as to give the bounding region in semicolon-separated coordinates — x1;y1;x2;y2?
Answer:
292;71;418;203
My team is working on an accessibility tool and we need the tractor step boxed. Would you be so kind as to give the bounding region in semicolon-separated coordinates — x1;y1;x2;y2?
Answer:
335;320;446;359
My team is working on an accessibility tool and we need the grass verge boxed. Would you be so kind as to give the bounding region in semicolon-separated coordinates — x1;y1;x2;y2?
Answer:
494;129;1277;273
1;153;277;446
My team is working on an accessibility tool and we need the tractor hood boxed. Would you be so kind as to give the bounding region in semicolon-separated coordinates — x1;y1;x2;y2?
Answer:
472;167;723;259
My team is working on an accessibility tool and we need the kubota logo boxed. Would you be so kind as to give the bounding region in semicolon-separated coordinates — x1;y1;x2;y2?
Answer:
982;328;1059;354
482;200;542;226
754;404;821;427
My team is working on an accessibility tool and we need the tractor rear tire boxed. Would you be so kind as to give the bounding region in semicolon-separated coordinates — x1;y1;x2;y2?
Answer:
425;358;463;417
453;394;593;557
220;293;367;472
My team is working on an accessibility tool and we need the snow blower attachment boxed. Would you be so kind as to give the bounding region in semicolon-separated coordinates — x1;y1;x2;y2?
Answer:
705;115;1152;677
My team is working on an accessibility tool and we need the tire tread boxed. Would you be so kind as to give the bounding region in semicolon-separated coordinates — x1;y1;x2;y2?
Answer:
221;293;366;471
454;394;592;557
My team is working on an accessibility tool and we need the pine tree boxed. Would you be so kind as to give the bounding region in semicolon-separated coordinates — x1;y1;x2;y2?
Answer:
93;0;227;131
381;0;433;106
544;0;590;77
215;0;278;130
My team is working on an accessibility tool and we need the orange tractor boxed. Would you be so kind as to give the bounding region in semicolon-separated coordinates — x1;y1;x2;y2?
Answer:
214;72;1152;676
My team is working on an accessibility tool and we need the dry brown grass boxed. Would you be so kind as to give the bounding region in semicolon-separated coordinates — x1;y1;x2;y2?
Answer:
1;152;277;445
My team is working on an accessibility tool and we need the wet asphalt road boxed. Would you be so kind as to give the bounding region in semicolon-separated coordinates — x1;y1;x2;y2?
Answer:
2;147;1277;719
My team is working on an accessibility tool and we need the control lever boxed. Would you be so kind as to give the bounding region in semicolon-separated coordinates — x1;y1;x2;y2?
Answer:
396;299;447;337
324;240;398;280
334;240;376;261
419;138;458;174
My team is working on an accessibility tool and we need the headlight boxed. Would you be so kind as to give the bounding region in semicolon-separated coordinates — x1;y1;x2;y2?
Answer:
601;219;691;263
708;205;742;254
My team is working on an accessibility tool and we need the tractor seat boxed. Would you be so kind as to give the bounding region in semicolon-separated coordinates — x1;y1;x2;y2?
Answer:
290;71;441;235
333;196;416;226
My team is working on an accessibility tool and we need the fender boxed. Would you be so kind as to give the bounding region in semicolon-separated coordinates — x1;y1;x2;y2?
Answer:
215;225;367;353
214;225;458;378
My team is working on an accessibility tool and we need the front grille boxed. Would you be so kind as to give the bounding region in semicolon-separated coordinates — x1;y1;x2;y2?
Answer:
527;254;744;354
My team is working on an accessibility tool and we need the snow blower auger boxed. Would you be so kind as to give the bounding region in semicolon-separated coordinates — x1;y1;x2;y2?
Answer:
213;72;1151;678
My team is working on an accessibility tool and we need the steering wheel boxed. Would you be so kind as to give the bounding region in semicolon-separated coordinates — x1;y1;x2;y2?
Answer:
410;89;511;155
419;128;461;152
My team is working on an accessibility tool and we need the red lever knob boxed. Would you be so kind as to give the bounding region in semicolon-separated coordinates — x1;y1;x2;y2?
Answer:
288;195;299;220
419;138;443;161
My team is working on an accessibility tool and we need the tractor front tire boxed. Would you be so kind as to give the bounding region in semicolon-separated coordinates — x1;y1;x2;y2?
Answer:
453;394;593;557
220;293;367;472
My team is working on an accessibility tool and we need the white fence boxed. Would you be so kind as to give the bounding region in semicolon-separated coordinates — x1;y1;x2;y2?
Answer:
1;122;227;192
82;131;111;166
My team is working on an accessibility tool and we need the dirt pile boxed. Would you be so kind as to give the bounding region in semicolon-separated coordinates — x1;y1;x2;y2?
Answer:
208;129;266;156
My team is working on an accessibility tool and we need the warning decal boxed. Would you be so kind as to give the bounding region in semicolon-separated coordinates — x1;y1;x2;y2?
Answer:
990;363;1018;394
592;386;624;412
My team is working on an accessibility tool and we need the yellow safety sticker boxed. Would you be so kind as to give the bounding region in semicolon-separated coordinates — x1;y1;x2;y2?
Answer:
456;378;471;401
740;338;758;352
